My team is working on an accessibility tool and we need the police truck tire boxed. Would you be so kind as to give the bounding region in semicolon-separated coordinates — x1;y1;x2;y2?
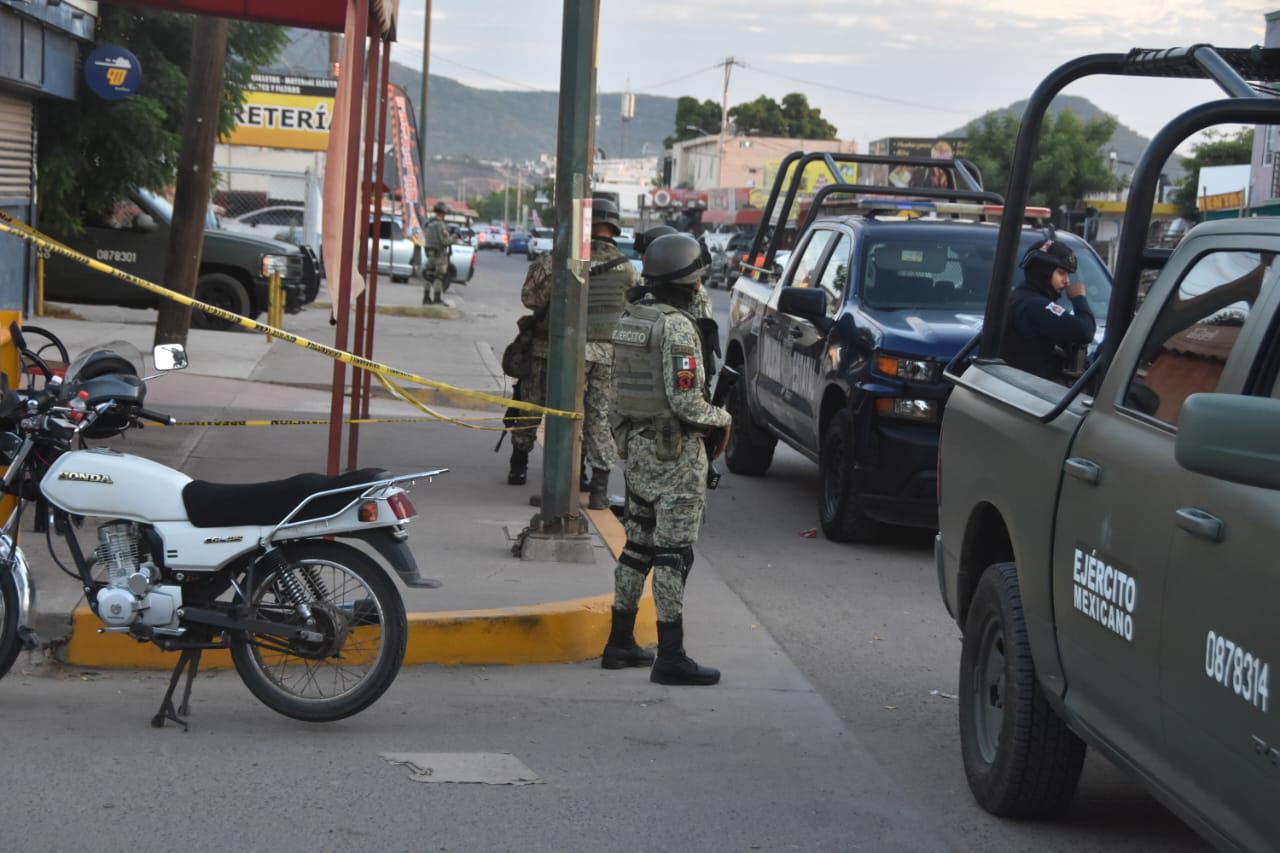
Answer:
192;273;251;331
959;562;1086;818
818;409;881;542
725;375;774;476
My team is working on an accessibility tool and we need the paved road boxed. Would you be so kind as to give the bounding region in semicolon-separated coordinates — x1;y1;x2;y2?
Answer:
11;252;1210;851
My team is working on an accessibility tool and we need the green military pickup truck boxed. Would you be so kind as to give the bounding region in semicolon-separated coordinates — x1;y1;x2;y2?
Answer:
45;188;313;330
936;46;1279;850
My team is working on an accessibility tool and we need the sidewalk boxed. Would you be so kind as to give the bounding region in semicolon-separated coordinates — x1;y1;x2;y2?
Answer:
24;287;645;669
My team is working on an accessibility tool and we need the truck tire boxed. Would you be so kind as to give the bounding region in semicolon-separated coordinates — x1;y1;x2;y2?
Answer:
192;273;251;331
818;409;881;542
725;375;775;476
959;562;1086;818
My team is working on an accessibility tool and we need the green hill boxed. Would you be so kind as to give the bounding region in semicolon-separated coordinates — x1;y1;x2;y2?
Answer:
389;63;677;162
943;94;1185;181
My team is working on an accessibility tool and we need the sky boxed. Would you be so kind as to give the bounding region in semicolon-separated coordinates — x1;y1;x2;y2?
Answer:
387;0;1274;148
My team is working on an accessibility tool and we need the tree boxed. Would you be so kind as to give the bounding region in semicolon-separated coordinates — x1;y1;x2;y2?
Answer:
964;108;1118;216
37;8;286;235
664;92;838;146
663;96;722;149
1171;128;1254;218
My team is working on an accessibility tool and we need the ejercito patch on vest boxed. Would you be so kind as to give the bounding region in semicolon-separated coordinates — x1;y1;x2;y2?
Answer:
613;328;648;345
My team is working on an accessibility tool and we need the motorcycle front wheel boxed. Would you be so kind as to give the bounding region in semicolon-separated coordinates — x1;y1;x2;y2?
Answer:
0;567;21;681
230;540;407;722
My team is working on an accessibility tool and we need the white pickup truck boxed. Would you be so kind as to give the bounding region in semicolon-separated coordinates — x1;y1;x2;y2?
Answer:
371;215;476;288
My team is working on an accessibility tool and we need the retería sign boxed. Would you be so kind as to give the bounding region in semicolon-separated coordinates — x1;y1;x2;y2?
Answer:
227;74;337;151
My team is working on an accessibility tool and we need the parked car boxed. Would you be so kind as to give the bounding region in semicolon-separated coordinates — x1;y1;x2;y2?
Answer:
224;205;305;239
477;225;508;251
46;187;312;330
707;231;755;289
528;227;554;259
505;230;531;255
370;216;419;282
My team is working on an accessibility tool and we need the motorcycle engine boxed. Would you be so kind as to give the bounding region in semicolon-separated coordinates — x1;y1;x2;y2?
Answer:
93;521;182;631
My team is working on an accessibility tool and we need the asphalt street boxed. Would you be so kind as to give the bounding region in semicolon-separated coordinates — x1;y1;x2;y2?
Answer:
4;251;1209;852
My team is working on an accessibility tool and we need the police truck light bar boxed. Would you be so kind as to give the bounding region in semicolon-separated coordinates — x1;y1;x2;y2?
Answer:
856;199;1051;219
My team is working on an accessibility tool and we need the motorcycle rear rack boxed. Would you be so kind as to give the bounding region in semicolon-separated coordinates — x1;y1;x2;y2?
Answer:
265;468;448;544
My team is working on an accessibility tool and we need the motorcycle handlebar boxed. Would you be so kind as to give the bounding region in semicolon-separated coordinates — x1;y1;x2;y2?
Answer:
137;408;175;426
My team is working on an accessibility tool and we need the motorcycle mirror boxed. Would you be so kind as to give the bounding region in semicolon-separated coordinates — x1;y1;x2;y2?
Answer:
152;343;189;372
8;322;26;353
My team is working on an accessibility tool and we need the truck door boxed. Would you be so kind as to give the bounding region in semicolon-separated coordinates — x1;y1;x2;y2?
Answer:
1157;259;1280;846
757;228;833;440
1051;246;1276;767
374;218;401;277
783;231;851;451
51;199;163;305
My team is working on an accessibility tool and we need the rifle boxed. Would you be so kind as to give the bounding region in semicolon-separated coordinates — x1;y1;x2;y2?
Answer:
704;365;740;490
494;379;525;453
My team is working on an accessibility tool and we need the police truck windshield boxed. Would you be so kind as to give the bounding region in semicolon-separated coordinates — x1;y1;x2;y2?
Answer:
859;230;1111;318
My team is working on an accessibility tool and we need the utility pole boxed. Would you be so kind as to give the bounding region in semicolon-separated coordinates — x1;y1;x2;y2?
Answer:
502;173;510;226
516;169;524;228
418;0;433;171
154;16;230;346
716;56;736;189
524;0;599;560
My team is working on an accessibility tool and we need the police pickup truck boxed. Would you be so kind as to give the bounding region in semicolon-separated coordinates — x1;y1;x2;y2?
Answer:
724;151;1110;542
936;46;1279;849
46;187;314;330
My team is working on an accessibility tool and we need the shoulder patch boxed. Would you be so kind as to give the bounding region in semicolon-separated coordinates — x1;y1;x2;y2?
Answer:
1045;302;1066;316
673;355;698;390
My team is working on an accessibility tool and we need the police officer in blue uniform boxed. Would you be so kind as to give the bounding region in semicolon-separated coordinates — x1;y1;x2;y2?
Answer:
1001;235;1095;381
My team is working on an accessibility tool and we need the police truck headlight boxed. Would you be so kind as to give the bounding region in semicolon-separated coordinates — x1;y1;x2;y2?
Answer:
875;353;936;382
874;398;939;423
261;254;289;278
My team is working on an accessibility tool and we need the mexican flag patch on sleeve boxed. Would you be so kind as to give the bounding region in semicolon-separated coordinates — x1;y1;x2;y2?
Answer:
673;355;697;390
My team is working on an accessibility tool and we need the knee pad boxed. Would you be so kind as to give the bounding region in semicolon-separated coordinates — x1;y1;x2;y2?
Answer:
619;540;653;576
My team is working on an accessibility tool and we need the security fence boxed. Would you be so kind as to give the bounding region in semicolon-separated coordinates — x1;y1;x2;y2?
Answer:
212;165;323;261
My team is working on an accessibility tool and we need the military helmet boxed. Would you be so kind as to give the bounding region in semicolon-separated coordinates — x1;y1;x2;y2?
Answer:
643;233;705;286
634;224;677;255
592;198;622;235
1019;230;1077;273
433;201;449;215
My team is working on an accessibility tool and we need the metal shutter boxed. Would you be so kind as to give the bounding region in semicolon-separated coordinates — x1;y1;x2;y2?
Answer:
0;92;33;202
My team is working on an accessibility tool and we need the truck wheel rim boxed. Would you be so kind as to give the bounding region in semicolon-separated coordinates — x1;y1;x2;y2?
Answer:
973;615;1006;764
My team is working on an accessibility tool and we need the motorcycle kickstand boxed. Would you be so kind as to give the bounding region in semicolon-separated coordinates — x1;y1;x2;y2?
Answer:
151;648;202;731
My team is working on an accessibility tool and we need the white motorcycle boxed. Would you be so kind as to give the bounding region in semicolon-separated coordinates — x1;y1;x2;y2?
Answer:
0;326;444;727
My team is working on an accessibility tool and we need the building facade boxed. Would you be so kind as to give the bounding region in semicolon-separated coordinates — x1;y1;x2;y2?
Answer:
670;134;857;192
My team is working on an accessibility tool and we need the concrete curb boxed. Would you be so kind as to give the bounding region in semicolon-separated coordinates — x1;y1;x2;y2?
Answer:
62;499;641;670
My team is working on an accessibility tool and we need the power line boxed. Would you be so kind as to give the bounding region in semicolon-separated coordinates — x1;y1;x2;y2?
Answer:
738;62;975;117
429;55;553;92
634;63;722;93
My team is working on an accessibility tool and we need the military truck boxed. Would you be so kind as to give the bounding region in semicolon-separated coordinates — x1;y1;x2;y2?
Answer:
936;46;1280;849
723;151;1107;542
46;188;313;330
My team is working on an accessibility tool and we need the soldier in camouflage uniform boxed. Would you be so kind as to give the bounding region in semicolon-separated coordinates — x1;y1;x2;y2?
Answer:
602;233;731;686
508;252;553;485
422;202;452;305
583;197;640;508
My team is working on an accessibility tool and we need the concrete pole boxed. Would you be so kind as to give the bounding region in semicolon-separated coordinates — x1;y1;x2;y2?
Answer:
516;169;524;228
535;0;599;539
717;57;733;189
418;0;432;172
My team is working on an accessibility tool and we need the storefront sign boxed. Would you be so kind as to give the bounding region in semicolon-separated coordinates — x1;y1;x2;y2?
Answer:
85;46;142;101
227;74;337;151
1200;189;1245;212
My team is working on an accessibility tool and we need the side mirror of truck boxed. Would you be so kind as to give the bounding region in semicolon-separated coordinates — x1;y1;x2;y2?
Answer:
778;286;828;325
134;213;158;233
1175;393;1280;490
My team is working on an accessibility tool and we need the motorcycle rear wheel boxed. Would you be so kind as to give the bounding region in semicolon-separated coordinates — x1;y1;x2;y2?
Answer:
0;568;20;681
231;541;407;722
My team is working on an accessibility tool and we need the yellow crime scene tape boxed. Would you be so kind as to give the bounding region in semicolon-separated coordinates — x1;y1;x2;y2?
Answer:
0;212;577;431
168;415;535;430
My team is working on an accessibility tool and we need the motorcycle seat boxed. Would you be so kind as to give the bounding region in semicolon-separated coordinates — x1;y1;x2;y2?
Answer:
182;468;387;528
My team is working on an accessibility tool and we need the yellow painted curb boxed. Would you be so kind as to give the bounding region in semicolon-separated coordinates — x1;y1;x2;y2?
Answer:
63;497;647;670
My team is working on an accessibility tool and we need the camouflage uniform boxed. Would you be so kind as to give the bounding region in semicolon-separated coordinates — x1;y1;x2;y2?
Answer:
610;295;731;622
511;254;552;455
422;216;451;304
584;238;640;472
690;282;713;320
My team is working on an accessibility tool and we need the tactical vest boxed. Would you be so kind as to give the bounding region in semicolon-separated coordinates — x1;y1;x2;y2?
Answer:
611;301;682;423
586;249;633;342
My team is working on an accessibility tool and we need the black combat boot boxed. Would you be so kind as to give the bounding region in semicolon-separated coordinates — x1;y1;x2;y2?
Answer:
650;618;720;686
587;467;610;510
601;608;655;670
508;448;529;486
